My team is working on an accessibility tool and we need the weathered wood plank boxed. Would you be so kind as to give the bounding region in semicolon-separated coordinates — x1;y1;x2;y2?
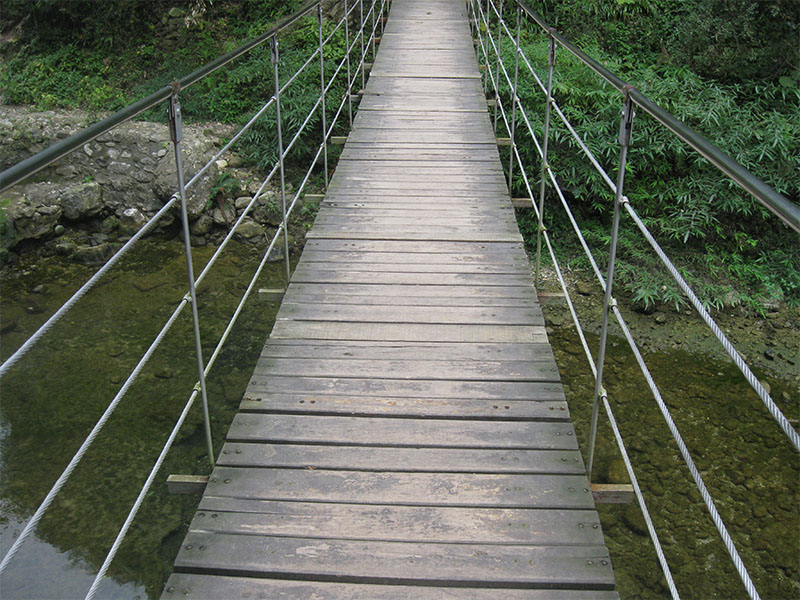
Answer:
256;340;556;362
252;356;555;381
217;443;583;473
203;467;595;509
239;396;569;421
162;574;621;600
245;376;565;401
302;239;526;254
269;321;549;343
287;270;531;286
226;414;577;449
173;574;618;600
299;250;526;266
275;304;544;326
187;501;605;546
173;534;614;589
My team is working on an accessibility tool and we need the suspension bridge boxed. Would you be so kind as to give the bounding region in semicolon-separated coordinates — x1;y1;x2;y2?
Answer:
0;0;797;598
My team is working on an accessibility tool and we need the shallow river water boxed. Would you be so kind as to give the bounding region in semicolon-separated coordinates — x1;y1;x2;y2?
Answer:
0;237;797;599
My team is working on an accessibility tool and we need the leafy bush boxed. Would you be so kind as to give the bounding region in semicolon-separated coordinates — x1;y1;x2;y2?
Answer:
499;32;799;310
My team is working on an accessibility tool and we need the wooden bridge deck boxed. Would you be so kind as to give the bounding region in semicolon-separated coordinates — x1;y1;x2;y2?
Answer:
162;0;617;597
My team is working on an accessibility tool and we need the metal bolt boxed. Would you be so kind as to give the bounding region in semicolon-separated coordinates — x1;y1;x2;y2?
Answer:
185;544;193;550
167;587;175;594
198;513;205;517
183;589;190;596
224;479;231;483
593;524;599;529
212;513;218;518
235;449;242;454
601;560;608;565
587;560;594;566
199;545;206;550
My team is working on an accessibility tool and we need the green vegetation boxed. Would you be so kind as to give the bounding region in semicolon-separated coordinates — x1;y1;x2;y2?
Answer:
0;0;351;170
1;0;798;311
501;0;799;311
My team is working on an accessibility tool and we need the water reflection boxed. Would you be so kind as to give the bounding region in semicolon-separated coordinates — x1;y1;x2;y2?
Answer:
0;237;285;598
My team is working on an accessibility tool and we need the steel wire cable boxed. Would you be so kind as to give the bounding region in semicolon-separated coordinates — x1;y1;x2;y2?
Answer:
1;5;368;575
480;4;758;595
492;27;761;593
494;2;797;453
82;12;379;593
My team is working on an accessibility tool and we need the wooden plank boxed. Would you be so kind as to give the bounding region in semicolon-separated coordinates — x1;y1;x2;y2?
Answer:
244;376;565;401
275;304;544;326
173;534;614;589
301;239;526;254
239;396;569;421
284;283;537;300
256;340;556;362
251;356;555;381
287;270;530;286
298;250;526;266
226;414;577;450
162;574;621;600
268;321;549;343
202;467;595;509
166;475;209;495
281;292;537;307
217;443;583;473
592;484;636;504
187;501;605;546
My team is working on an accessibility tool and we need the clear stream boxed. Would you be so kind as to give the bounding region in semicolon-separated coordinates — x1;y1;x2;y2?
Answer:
0;237;797;599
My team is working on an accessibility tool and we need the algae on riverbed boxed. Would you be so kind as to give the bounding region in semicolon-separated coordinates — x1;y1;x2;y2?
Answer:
543;288;800;600
0;236;287;598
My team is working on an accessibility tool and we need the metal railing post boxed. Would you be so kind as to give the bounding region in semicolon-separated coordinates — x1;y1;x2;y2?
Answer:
483;0;491;94
370;0;377;60
271;37;292;283
359;0;366;91
587;91;636;477
318;3;329;190
533;33;556;284
492;0;504;132
344;0;354;127
167;91;215;469
508;5;521;184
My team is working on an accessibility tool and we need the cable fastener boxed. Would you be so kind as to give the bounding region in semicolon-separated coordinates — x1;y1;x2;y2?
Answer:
608;297;618;309
620;195;630;205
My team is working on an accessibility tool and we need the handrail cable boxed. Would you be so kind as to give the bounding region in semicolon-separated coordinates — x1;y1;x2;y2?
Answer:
84;5;382;596
0;0;375;579
488;3;798;452
469;4;679;596
478;1;776;597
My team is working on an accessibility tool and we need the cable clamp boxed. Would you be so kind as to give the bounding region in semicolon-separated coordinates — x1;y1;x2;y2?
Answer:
184;293;192;304
539;225;547;233
608;297;618;309
620;195;630;205
193;382;202;392
599;386;608;399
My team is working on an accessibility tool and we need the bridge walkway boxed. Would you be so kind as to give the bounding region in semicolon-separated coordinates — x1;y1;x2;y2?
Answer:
162;0;617;597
